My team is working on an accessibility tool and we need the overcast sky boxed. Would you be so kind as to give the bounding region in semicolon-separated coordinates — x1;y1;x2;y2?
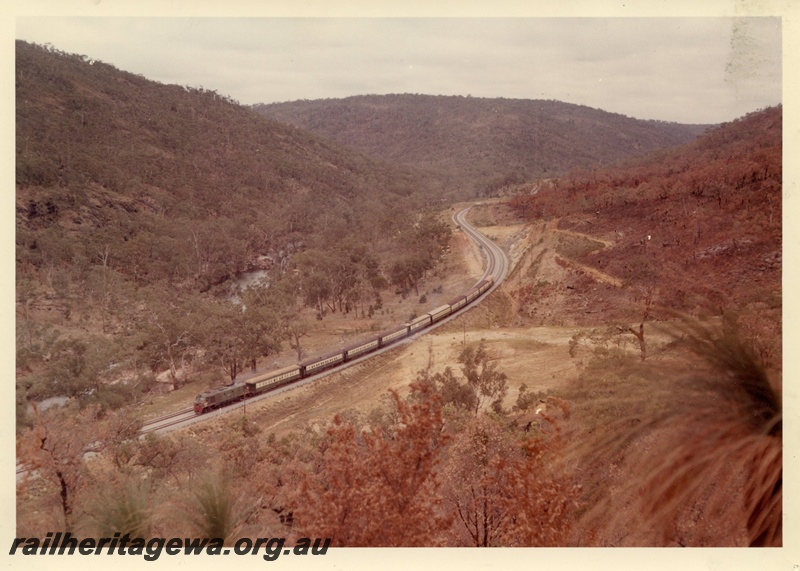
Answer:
14;15;783;124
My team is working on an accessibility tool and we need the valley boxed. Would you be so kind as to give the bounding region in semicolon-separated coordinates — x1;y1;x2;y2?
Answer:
14;39;782;548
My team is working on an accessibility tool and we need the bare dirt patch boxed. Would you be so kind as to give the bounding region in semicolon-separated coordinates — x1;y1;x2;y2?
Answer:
237;320;586;439
232;206;621;437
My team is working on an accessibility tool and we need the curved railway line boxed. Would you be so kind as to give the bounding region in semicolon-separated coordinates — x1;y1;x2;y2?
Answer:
17;205;509;481
139;205;508;435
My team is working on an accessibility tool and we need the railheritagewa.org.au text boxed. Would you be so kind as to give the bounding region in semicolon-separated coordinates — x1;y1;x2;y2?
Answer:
9;533;331;561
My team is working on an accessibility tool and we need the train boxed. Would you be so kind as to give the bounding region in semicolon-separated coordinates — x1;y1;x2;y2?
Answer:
193;275;495;414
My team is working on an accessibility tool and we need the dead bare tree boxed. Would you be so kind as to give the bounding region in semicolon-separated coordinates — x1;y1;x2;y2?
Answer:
617;286;655;361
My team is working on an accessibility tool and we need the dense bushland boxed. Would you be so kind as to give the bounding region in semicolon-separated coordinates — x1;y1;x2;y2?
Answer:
255;94;708;197
15;40;450;418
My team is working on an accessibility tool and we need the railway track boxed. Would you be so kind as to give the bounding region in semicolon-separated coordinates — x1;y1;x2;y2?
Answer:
140;407;195;434
17;205;510;483
122;206;508;437
453;205;509;287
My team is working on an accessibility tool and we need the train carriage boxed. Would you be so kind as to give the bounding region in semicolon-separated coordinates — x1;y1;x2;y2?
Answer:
193;264;498;414
465;276;494;304
479;275;494;294
300;349;346;377
429;304;452;323
447;295;467;313
379;325;410;347
246;364;302;396
408;314;432;334
344;338;380;361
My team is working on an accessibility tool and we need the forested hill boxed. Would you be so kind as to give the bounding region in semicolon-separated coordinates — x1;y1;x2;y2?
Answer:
253;94;711;196
15;40;441;292
18;39;465;418
508;104;782;351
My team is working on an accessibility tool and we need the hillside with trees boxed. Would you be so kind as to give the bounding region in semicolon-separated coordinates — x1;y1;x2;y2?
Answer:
254;94;709;198
15;40;451;415
16;41;446;291
507;104;782;363
498;105;782;546
16;39;781;550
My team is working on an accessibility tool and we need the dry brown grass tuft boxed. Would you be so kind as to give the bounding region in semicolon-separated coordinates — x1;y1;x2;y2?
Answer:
563;316;781;546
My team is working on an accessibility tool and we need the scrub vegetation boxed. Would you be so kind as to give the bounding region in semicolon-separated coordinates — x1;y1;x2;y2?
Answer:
16;40;781;547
